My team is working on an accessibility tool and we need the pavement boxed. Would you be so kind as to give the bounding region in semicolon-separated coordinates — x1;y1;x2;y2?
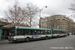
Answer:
0;40;9;44
0;35;75;50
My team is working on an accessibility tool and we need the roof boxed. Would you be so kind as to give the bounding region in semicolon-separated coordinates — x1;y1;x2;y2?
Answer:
15;26;51;30
0;21;11;26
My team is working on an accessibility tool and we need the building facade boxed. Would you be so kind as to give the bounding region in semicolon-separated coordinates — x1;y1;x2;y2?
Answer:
39;15;75;33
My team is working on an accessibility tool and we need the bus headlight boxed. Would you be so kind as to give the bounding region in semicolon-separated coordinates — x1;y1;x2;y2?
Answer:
14;37;16;40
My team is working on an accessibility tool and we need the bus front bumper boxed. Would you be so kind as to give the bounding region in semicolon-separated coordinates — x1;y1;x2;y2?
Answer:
8;37;16;41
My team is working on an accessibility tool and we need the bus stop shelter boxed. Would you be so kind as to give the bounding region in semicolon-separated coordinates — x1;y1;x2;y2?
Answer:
0;21;10;40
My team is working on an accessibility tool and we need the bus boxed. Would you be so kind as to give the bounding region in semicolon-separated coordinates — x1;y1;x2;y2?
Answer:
8;26;52;42
52;29;68;37
8;26;68;42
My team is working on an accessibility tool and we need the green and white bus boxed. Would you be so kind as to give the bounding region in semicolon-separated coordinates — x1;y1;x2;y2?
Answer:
8;26;52;42
52;29;68;37
8;26;68;42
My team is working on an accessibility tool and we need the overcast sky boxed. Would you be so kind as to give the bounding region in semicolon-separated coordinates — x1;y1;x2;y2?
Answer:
0;0;74;27
0;0;74;18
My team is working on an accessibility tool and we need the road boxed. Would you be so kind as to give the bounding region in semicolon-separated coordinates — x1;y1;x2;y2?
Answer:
0;35;75;50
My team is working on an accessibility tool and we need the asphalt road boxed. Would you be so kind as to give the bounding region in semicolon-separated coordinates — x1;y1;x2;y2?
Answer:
0;35;75;50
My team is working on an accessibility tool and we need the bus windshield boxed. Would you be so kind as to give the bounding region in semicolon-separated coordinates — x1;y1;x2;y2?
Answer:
9;30;15;36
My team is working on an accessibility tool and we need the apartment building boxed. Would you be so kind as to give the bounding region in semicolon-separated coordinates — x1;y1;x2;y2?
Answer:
39;15;75;33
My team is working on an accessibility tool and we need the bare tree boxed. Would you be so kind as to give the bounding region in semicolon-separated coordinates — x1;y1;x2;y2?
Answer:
69;1;75;18
24;3;39;27
5;0;27;25
5;0;39;27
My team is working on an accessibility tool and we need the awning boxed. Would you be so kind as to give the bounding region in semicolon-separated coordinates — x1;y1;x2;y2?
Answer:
0;21;11;26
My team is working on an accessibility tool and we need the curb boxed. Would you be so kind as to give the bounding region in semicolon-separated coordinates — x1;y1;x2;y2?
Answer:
0;40;9;44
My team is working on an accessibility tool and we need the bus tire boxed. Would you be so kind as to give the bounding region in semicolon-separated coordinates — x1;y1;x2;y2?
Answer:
45;36;48;40
25;38;30;42
57;35;59;38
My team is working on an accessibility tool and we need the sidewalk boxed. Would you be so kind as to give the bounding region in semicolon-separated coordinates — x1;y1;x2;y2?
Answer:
0;40;9;44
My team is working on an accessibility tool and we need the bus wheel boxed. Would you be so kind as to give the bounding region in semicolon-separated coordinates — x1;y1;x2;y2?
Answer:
45;36;48;40
57;35;59;38
25;38;30;42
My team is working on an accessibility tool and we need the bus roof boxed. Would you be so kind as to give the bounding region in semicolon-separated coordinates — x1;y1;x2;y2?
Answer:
15;26;51;30
53;29;67;31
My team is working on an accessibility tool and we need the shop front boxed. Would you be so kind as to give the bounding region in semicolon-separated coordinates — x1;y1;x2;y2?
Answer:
0;21;10;40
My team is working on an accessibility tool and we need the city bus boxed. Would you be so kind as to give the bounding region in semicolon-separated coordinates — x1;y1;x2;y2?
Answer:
8;26;68;42
8;26;52;42
52;29;68;37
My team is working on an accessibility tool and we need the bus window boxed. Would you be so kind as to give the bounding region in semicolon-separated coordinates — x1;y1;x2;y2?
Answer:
36;30;41;35
64;31;67;34
17;29;24;35
61;31;63;34
45;30;47;34
54;31;57;34
60;31;62;34
25;30;31;35
9;29;16;36
41;31;45;34
31;30;35;35
57;31;63;34
47;30;51;34
58;31;61;34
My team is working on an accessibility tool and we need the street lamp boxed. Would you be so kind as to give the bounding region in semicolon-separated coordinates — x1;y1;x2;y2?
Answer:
40;6;47;11
40;6;47;28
